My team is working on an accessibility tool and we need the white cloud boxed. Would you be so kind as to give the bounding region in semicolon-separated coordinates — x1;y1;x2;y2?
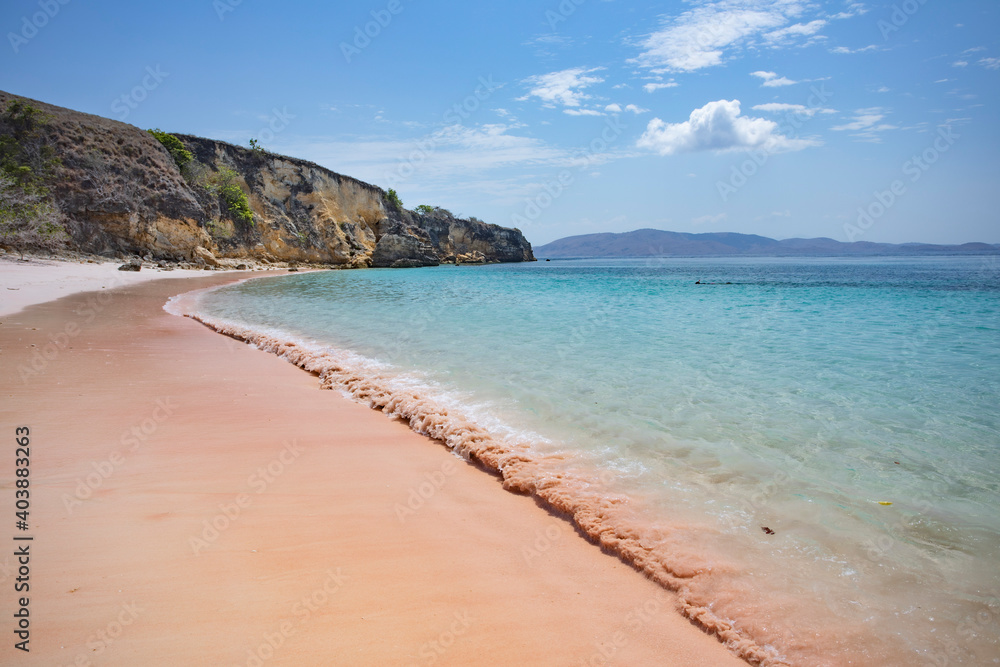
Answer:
765;20;826;44
752;102;835;117
285;123;579;191
637;99;818;156
605;103;649;114
831;107;898;142
692;213;727;226
564;108;604;116
953;60;969;68
830;44;877;54
751;70;797;87
831;3;868;19
632;0;823;73
643;82;679;92
520;67;605;108
980;57;1000;70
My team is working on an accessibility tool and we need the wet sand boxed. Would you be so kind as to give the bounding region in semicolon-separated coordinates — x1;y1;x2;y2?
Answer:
0;265;747;666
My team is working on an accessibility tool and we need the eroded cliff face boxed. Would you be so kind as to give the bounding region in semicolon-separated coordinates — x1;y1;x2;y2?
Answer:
0;90;534;267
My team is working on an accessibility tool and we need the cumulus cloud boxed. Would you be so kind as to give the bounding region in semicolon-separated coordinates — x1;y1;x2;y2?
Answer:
564;108;604;116
632;0;826;73
637;99;817;156
751;70;797;87
520;67;605;108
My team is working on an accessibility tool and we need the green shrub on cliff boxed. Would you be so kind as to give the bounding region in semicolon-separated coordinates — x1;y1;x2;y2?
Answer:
414;204;435;215
385;188;403;210
206;166;254;227
147;129;193;171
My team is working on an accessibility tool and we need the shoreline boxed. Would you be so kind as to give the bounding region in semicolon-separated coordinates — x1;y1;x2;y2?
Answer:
0;253;307;318
179;306;780;666
2;259;748;666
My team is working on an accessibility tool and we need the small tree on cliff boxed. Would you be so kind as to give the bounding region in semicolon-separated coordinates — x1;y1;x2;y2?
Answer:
385;188;403;210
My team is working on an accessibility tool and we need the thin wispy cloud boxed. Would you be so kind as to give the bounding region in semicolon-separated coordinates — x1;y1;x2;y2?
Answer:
692;212;727;225
764;19;827;45
287;124;568;186
519;67;605;109
979;57;1000;70
830;44;878;54
752;70;798;87
632;0;827;73
831;107;898;142
830;3;868;20
637;99;819;155
752;102;836;117
643;82;679;92
605;103;649;114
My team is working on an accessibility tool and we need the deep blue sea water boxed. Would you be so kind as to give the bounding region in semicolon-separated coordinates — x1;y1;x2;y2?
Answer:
187;256;1000;666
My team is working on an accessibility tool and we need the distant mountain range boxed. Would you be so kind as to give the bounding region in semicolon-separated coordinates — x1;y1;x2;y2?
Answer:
534;229;1000;258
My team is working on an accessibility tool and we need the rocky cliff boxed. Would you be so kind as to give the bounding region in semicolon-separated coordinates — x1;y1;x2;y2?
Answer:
0;90;534;267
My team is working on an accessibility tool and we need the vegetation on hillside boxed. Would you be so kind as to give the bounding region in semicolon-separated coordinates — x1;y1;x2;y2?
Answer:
0;99;67;258
147;129;193;171
206;166;254;227
385;188;403;210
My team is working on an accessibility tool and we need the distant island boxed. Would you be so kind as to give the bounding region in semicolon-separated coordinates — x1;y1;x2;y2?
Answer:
535;229;1000;258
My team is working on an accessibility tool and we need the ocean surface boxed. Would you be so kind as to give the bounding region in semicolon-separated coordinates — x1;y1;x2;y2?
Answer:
180;256;1000;666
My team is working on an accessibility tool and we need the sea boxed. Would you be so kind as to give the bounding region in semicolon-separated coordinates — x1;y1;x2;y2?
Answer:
172;256;1000;666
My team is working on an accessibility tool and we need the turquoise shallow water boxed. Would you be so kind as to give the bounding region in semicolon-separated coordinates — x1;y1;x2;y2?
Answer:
191;257;1000;665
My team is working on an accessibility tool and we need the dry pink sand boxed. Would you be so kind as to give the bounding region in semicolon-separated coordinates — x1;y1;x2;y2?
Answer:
0;260;748;666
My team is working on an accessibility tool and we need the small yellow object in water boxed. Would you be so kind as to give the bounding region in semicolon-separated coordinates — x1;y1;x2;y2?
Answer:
878;501;893;506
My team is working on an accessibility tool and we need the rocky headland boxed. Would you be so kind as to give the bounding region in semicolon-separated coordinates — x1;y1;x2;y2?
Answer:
0;90;534;269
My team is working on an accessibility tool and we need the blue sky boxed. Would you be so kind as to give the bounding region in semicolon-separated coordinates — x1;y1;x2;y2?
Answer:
2;0;998;246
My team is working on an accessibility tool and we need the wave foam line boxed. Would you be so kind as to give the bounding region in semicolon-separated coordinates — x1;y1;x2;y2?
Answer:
181;305;789;666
